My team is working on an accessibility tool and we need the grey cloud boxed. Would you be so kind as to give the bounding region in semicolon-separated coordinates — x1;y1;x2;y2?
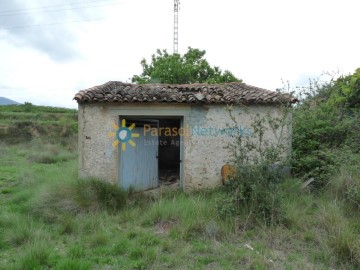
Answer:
0;0;108;61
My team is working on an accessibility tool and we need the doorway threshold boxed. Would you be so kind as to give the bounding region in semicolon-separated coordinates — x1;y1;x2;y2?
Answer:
142;179;180;197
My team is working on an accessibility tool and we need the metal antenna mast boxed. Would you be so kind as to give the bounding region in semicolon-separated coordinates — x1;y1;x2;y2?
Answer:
173;0;180;53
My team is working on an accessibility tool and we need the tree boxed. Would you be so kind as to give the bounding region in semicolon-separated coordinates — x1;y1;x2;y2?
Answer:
131;47;241;84
327;68;360;108
291;68;360;188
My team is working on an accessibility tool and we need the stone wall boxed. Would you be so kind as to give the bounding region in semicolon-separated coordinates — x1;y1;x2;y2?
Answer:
78;104;118;184
183;104;291;189
78;103;291;189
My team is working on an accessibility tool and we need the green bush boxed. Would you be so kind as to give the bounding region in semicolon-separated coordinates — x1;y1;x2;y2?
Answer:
327;68;360;108
218;110;289;226
293;149;337;189
217;164;286;226
292;69;360;189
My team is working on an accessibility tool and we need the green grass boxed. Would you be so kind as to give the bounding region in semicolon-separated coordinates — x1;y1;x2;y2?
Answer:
0;104;77;144
0;105;359;269
1;140;359;269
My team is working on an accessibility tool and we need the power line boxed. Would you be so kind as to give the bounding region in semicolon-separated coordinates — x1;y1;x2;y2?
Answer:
0;0;117;14
0;17;105;30
0;2;123;17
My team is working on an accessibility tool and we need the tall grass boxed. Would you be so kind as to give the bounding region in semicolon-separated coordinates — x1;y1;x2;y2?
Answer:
329;163;360;210
32;178;128;222
139;191;235;240
1;127;360;268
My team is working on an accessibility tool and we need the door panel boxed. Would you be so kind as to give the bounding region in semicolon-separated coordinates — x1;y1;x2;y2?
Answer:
120;125;158;191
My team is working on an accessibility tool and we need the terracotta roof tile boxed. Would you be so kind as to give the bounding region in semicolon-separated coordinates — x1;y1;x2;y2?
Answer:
74;81;296;105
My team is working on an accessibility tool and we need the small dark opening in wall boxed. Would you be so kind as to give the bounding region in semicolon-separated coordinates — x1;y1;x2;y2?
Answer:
158;119;181;186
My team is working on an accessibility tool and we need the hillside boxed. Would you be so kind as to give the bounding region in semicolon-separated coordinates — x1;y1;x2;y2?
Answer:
0;103;77;144
0;97;20;105
0;83;359;269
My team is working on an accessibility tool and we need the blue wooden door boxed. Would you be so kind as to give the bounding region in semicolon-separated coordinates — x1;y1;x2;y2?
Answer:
119;125;158;191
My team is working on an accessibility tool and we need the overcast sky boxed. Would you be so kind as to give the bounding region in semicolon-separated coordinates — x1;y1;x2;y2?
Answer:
0;0;359;108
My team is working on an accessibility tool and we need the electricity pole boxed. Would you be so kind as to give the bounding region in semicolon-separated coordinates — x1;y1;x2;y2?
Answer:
173;0;180;53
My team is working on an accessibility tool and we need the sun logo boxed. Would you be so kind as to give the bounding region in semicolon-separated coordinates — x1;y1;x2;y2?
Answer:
108;119;140;151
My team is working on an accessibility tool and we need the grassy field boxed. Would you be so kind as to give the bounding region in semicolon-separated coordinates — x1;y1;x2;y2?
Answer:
0;104;77;144
0;105;359;269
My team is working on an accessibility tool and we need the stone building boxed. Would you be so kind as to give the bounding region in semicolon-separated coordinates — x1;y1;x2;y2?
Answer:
74;81;294;191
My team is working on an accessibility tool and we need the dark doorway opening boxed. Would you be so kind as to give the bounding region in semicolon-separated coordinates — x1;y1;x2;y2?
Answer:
158;119;181;187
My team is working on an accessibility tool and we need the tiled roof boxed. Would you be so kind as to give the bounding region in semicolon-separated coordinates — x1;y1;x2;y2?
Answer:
74;81;296;105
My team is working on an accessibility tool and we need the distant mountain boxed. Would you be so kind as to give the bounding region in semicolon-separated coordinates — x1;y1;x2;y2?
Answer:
0;97;21;105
